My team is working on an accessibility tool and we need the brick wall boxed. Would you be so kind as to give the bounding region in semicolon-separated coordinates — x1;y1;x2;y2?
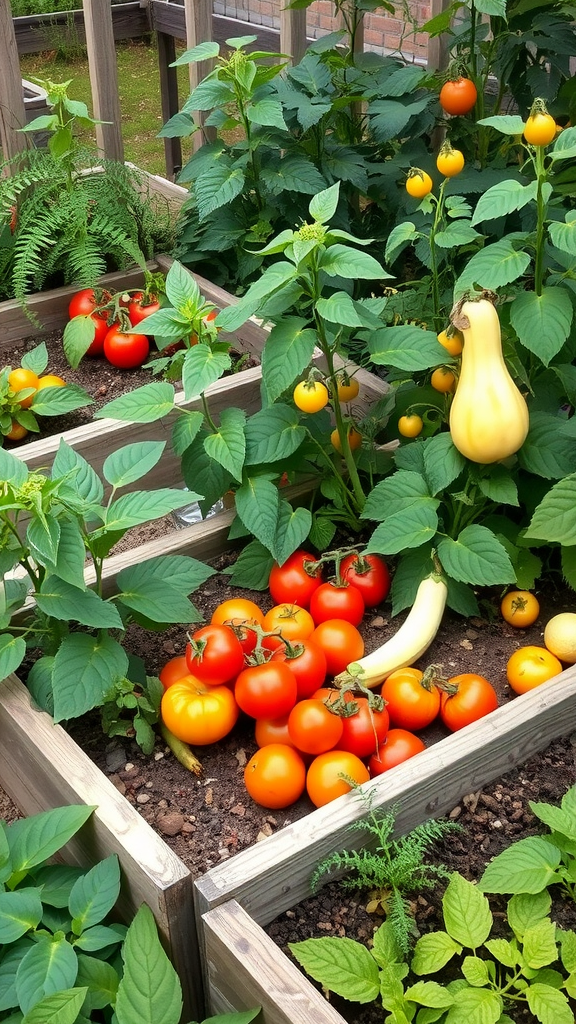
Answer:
212;0;431;61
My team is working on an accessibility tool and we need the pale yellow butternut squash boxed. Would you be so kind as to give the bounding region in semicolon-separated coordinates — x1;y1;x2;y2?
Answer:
449;295;529;463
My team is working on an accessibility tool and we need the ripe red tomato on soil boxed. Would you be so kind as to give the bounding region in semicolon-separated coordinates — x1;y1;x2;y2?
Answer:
254;715;294;748
368;729;426;775
103;325;150;369
309;581;365;627
68;287;112;357
234;661;298;719
271;638;327;698
380;667;441;731
338;697;390;759
287;699;344;755
268;550;323;609
340;553;390;607
159;655;189;689
185;623;245;686
127;291;161;327
440;673;498;731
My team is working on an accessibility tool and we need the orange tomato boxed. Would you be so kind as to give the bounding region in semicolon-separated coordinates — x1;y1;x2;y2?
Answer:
8;367;39;408
262;603;315;641
306;750;370;807
437;329;463;356
161;677;239;744
506;646;562;694
431;367;456;393
254;715;294;748
405;169;433;199
287;699;344;755
211;598;264;627
330;426;362;452
5;421;28;441
500;591;540;628
244;743;306;808
398;414;423;438
159;655;190;689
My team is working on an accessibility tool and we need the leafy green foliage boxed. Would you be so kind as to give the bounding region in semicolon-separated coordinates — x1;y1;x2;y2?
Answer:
0;439;214;735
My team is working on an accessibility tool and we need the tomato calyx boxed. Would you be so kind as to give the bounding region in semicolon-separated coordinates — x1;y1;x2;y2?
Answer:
420;663;450;693
318;677;386;717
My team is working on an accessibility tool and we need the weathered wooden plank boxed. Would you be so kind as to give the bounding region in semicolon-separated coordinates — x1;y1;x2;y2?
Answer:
0;1;27;163
202;900;346;1022
280;7;307;64
0;672;202;1023
156;31;183;179
195;663;576;927
13;4;151;55
84;0;124;161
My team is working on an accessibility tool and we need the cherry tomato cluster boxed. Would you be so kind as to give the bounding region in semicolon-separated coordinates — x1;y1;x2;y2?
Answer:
397;325;464;440
292;370;363;454
2;363;66;444
67;287;157;369
159;549;405;811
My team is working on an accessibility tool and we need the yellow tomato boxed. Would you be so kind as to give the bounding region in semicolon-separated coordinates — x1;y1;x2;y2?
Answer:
336;374;360;403
293;380;329;413
524;111;557;146
437;329;463;356
431;367;456;393
500;591;540;628
36;374;66;389
8;367;39;409
436;147;465;177
405;169;433;199
506;646;562;694
398;414;423;438
330;426;362;452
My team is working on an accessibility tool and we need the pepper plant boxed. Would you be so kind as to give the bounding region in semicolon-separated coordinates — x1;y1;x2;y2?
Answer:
0;439;214;733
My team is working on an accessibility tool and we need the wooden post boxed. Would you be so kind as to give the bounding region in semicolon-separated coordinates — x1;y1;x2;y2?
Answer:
427;0;451;73
183;0;213;151
156;30;182;180
0;0;28;167
280;7;307;64
83;0;124;161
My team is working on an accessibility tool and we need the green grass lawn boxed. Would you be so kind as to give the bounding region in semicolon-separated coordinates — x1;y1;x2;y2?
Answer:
20;38;193;177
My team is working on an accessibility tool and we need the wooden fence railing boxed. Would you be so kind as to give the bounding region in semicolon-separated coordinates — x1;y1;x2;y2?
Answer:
3;0;449;179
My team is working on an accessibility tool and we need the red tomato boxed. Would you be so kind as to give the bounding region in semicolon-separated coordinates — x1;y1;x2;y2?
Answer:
127;291;161;327
103;326;150;369
339;697;389;759
255;715;294;748
159;655;189;690
287;699;344;755
439;76;478;116
185;623;245;686
368;729;426;776
271;638;327;698
161;677;239;744
380;667;441;731
309;582;365;627
225;617;260;656
440;673;499;732
211;599;264;627
244;743;306;809
262;604;315;641
234;661;298;719
340;554;391;608
306;750;370;807
268;550;323;609
68;288;112;358
311;619;364;677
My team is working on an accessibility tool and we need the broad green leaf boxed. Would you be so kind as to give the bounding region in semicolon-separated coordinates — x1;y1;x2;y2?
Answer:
365;502;439;555
0;448;28;487
523;918;558;969
95;382;176;423
442;874;492;948
562;545;576;587
548;218;576;257
182;344;231;400
117;579;199;624
437;525;515;586
462;956;490;987
31;864;84;909
75;954;119;1008
104;489;193;531
474;0;506;15
369;326;446;372
477;114;525;135
454;239;531;295
519;414;576;480
362;470;431;522
123;308;189;339
27;516;60;567
484;938;520;967
526;983;574;1024
423;434;466;495
511;287;573;366
235;476;279;552
35;577;123;629
371;920;403;969
204;407;246;481
369;97;430;143
245;404;306;464
0;937;33;1009
529;800;576;841
22;343;48;375
7;806;95;876
405;980;453;1007
0;890;43;943
507;891;552;941
52;441;103;505
194;164;246;221
261;157;327;196
51;634;129;721
171;411;204;456
385;221;418;264
318;244;387;279
309;182;340;224
412;931;462;975
224;540;274;590
476;465;519;507
16;934;78;1015
62;315;98;369
273;500;312;564
117;555;215;596
216;262;297;332
289;936;380;1002
549;126;576;163
52;519;87;588
561;931;576;974
388;546;434;616
103;442;165;489
181;431;233;512
69;856;121;933
157;111;196;138
115;904;182;1024
446;578;480;618
21;986;88;1024
445;986;502;1024
247;98;287;130
478;837;562;894
379;63;427;95
526;473;576;544
0;635;26;682
261;318;318;404
316;292;370;327
472;180;537;225
183;76;234;112
171;40;220;64
166;260;202;311
30;384;94;417
434;221;481;247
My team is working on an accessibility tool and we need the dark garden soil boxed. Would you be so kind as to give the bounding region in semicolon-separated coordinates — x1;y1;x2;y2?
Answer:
3;328;576;1022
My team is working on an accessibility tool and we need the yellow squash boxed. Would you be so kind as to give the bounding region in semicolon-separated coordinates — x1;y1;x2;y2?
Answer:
449;295;529;463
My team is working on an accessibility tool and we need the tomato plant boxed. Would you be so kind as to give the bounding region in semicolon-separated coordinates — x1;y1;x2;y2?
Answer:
262;603;315;640
268;550;323;609
398;414;423;438
287;699;344;754
271;638;327;698
306;750;370;807
506;646;562;694
436;145;465;177
159;654;189;690
524;111;557;146
211;598;264;626
339;697;390;758
340;553;390;607
440;673;498;731
8;367;39;409
311;619;364;677
5;421;28;441
244;743;307;808
103;326;150;369
368;729;426;776
500;591;540;627
160;677;239;744
234;661;298;719
309;581;365;627
293;379;329;413
439;77;477;115
185;623;245;686
127;291;162;327
405;170;433;199
381;667;441;731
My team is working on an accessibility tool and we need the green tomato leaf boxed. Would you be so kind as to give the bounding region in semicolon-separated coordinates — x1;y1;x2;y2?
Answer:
51;634;129;721
526;474;576;544
365;501;439;555
104;489;195;531
224;540;274;590
21;986;88;1024
95;382;176;423
412;931;462;975
235;476;279;553
261;318;318;404
477;114;526;135
437;525;515;586
511;287;573;366
273;500;312;565
523;918;559;970
0;889;44;944
454;239;531;295
0;634;26;683
204;407;246;481
471;179;537;225
6;806;95;876
181;344;231;400
195;164;246;221
35;577;123;629
289;936;380;1002
75;953;120;1007
447;986;503;1023
52;440;104;505
245;404;306;464
30;383;94;417
549;126;576;163
62;315;97;370
69;856;121;933
216;262;297;333
21;343;48;375
519;412;576;479
362;471;432;522
385;221;418;264
309;182;340;224
479;837;562;894
16;933;79;1014
369;326;445;372
442;873;493;948
318;244;388;279
434;221;481;247
526;983;574;1024
171;411;204;456
103;442;166;489
422;434;466;495
115;905;182;1024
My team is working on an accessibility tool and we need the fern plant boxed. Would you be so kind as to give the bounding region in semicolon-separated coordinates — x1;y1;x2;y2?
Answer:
312;805;461;953
0;78;173;310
